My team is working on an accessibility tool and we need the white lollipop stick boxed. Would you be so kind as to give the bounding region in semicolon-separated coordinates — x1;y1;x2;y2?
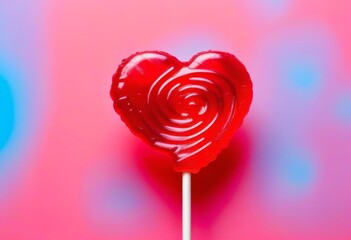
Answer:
182;172;191;240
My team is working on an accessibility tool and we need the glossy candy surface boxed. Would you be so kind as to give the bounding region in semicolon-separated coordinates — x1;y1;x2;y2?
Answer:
110;51;253;173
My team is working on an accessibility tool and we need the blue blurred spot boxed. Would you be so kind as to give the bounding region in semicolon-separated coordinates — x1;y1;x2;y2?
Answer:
0;76;15;150
285;60;321;93
267;0;289;9
281;151;314;189
268;27;335;99
336;94;351;124
92;177;146;220
106;184;142;214
246;0;290;19
159;32;228;61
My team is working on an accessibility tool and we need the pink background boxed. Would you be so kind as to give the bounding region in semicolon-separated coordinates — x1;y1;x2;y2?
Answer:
1;0;351;239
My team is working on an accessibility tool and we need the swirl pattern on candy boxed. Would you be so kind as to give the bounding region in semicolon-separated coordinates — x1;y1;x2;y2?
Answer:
111;51;253;173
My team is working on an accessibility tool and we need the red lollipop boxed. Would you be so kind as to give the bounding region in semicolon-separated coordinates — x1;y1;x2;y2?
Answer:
110;50;253;173
111;50;252;240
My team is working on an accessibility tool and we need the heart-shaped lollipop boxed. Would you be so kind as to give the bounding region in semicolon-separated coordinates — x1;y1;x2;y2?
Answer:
110;51;252;173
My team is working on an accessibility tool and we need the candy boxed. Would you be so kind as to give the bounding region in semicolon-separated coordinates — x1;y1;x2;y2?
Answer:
110;51;252;173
